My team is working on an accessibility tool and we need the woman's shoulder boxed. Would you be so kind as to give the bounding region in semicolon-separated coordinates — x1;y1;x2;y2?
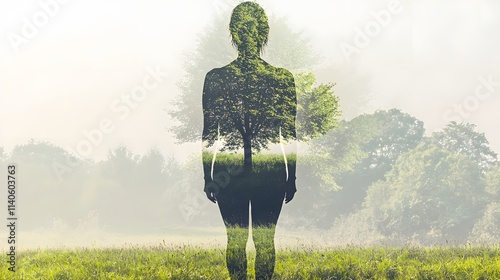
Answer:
205;61;294;85
205;67;225;78
259;60;293;75
205;65;238;82
263;64;295;85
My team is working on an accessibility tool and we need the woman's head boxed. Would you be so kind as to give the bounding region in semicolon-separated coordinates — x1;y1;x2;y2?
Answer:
229;2;269;54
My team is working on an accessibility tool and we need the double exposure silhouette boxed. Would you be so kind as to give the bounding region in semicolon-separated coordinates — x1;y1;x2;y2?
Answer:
201;2;297;279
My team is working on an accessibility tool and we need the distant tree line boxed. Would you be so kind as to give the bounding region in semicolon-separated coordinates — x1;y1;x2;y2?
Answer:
1;109;499;244
1;141;180;233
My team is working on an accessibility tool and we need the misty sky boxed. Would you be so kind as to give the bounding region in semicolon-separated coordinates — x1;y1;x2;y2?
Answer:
1;0;499;162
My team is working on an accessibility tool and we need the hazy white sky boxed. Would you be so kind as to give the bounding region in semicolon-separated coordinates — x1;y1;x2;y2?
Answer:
1;0;499;161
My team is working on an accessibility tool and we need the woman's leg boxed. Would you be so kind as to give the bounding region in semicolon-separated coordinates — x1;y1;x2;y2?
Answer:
251;189;285;280
217;190;250;280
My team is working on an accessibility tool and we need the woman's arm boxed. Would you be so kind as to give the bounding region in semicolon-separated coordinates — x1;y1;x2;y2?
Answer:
280;70;297;204
202;71;219;203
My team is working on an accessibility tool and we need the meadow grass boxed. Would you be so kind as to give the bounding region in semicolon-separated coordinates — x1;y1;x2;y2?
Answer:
1;245;499;279
202;152;296;191
202;152;296;172
4;155;497;279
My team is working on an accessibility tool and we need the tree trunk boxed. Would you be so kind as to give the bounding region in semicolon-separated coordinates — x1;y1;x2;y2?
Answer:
243;134;252;174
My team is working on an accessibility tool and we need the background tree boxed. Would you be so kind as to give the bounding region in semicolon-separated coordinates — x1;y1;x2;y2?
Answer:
81;146;181;232
308;109;424;226
3;140;182;233
310;116;378;190
430;122;498;172
311;109;424;189
136;147;178;191
295;72;340;141
485;165;500;200
468;202;500;244
338;109;424;212
362;143;486;244
8;140;91;229
102;145;140;189
3;110;499;241
356;109;424;174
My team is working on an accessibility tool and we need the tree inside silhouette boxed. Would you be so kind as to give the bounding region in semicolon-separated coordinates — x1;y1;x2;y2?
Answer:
202;3;339;173
170;4;339;160
170;12;320;143
203;64;297;173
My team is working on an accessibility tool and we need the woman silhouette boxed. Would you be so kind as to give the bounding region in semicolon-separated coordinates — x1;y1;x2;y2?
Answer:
202;2;297;279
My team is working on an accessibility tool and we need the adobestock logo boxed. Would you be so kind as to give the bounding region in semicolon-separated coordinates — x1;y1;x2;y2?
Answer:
7;0;71;53
51;66;169;182
340;0;403;62
443;75;500;123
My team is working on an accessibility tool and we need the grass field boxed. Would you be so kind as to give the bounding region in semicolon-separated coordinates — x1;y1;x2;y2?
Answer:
1;245;499;279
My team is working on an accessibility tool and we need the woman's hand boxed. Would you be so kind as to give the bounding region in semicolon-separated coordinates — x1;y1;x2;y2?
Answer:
284;179;296;204
204;179;218;203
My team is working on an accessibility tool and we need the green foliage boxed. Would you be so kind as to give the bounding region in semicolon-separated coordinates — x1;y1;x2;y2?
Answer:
202;152;296;189
202;61;297;152
3;246;499;279
310;115;378;190
357;109;425;175
363;143;487;243
169;8;338;145
469;202;500;245
103;146;140;188
486;165;500;198
310;109;424;191
7;140;92;230
431;122;498;172
202;152;296;173
229;2;269;53
295;72;340;141
4;110;499;241
4;141;180;232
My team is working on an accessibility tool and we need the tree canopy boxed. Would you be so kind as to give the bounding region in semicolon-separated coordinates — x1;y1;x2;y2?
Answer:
169;9;339;145
430;122;498;172
310;109;424;191
364;143;486;243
